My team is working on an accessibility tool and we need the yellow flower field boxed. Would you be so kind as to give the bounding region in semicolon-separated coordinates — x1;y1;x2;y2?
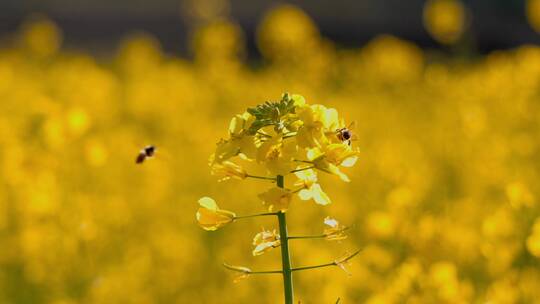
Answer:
1;4;540;303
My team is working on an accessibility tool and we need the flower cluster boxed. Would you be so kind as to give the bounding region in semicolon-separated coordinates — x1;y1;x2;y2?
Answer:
202;93;359;222
196;93;360;303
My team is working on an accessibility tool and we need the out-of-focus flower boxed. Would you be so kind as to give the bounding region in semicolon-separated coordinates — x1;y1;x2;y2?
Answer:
84;140;108;167
527;0;540;33
257;4;320;62
252;228;281;256
19;15;62;57
527;218;540;257
66;108;90;136
258;187;292;212
423;0;466;44
323;217;348;241
294;169;331;205
506;182;534;208
211;161;247;181
196;197;236;231
367;211;395;239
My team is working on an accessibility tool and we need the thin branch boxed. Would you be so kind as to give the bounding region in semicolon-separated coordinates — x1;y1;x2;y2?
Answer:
288;234;326;240
234;212;279;220
223;263;282;275
246;174;277;181
291;249;362;272
289;226;351;240
291;262;335;272
256;131;273;138
293;159;313;164
250;270;283;275
290;166;315;174
290;187;304;194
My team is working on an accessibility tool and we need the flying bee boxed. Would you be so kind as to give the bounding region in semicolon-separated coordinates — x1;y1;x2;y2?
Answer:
135;145;156;164
335;121;357;146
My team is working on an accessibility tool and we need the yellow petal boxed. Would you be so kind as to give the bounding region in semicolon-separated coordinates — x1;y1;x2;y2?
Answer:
198;197;218;211
311;184;332;205
298;189;313;201
258;187;292;212
342;156;358;168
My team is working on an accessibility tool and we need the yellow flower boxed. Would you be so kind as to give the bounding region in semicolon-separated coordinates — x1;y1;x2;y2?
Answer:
423;0;466;44
258;187;292;212
252;228;281;256
308;143;359;182
210;161;247;181
294;169;331;205
296;104;340;148
323;217;348;241
256;130;296;175
229;111;255;136
213;135;257;163
196;197;236;231
527;0;540;33
527;218;540;257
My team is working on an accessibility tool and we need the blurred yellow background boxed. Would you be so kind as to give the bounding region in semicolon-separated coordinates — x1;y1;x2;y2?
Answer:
1;2;540;303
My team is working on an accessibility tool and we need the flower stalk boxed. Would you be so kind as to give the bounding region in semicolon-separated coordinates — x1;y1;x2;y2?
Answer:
276;175;294;304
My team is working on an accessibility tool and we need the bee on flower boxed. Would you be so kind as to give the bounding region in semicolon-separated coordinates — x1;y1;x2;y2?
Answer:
307;144;360;182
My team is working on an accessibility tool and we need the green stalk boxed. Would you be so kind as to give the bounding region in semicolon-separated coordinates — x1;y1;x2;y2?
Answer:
276;175;294;304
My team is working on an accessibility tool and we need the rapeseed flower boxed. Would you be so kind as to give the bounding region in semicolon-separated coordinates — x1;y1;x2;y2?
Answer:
211;161;247;181
252;228;281;256
196;197;236;231
308;143;359;182
323;217;348;241
258;187;293;212
294;169;331;205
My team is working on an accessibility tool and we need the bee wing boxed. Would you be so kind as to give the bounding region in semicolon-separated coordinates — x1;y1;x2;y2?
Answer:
348;121;357;130
350;134;358;141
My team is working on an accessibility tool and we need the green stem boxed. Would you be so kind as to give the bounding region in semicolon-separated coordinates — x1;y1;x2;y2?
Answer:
234;212;279;220
277;175;294;304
